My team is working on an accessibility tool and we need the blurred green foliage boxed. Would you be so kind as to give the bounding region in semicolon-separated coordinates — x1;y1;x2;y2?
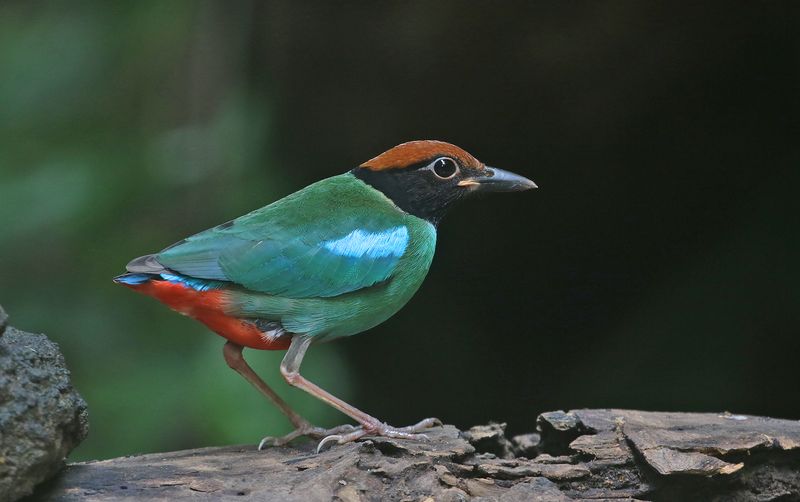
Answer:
0;1;353;460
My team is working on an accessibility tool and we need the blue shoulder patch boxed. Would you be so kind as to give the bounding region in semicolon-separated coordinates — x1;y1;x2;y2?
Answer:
321;226;409;259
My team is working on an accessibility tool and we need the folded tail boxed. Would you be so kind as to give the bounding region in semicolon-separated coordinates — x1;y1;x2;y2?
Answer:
113;263;288;350
113;253;169;285
113;273;153;285
114;253;218;290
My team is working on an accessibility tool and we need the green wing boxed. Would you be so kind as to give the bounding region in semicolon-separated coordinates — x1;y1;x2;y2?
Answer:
156;174;411;299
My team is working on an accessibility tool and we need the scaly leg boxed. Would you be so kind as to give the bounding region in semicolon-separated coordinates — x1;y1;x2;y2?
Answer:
279;336;441;452
222;342;355;449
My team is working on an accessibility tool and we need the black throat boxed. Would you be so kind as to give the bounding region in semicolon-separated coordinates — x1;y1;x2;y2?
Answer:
352;167;464;225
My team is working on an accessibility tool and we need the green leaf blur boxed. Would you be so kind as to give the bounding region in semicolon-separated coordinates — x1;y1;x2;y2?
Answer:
0;1;353;461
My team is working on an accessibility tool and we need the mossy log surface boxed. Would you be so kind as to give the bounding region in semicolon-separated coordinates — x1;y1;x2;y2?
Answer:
34;409;800;501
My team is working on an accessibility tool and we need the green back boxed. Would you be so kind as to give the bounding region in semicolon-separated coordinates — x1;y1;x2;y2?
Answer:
158;173;418;298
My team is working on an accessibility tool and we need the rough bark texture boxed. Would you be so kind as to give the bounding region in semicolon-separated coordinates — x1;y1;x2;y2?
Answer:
35;410;800;501
0;307;89;502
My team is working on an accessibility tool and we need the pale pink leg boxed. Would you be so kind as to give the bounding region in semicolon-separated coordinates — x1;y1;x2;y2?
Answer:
279;336;442;452
223;342;355;448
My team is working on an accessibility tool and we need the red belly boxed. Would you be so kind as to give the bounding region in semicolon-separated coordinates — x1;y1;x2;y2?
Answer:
124;280;290;350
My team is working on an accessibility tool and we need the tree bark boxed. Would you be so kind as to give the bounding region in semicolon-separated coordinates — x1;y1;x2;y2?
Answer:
35;409;800;501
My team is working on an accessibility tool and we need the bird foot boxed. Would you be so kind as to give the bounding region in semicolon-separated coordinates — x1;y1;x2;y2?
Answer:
396;417;442;433
258;423;358;450
316;417;442;453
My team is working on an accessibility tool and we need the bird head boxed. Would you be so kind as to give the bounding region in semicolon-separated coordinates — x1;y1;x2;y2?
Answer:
353;140;536;224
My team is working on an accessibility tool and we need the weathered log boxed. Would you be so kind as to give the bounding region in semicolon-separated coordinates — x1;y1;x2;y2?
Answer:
34;409;800;501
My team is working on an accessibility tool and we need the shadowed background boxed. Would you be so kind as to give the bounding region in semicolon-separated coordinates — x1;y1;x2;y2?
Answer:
1;1;798;461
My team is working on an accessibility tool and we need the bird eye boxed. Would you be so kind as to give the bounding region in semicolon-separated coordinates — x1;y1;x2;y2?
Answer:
430;157;458;179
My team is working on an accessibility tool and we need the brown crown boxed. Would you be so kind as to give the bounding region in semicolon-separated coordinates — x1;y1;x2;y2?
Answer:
360;140;484;171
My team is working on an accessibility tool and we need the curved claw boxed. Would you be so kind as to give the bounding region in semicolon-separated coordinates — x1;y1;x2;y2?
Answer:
316;433;346;453
258;437;276;450
315;419;440;452
317;426;376;453
258;423;360;450
258;428;304;450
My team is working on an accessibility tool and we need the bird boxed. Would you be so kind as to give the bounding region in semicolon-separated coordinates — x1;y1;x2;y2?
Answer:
114;140;536;451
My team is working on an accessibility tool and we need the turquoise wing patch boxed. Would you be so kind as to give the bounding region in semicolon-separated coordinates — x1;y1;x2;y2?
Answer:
321;227;408;259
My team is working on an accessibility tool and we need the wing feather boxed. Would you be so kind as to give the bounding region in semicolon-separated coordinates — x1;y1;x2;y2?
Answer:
155;174;411;298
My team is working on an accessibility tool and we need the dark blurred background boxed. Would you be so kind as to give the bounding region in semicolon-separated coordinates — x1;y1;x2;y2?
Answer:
1;1;798;461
